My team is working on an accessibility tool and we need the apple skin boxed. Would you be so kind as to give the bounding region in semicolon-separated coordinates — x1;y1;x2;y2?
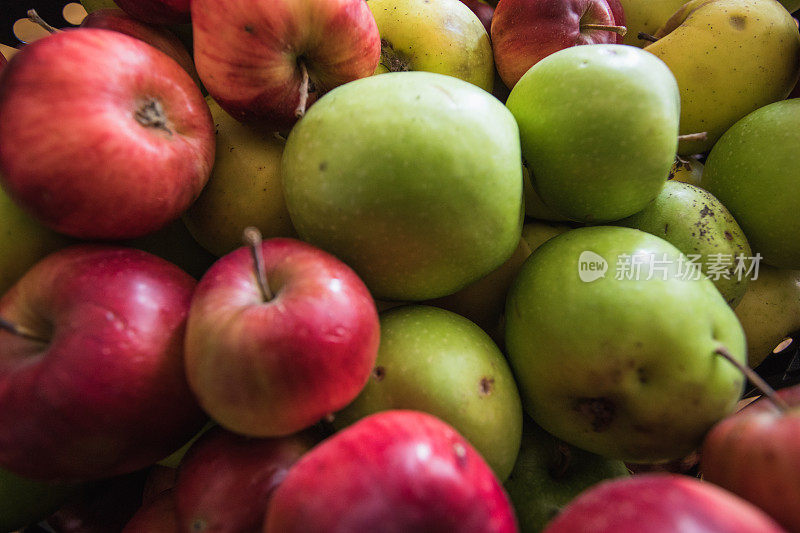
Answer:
491;0;623;89
0;29;214;240
185;238;380;437
544;474;786;532
191;0;380;131
265;410;517;533
702;385;800;532
0;246;207;481
115;0;190;25
461;0;495;34
122;490;179;533
175;426;317;532
282;71;524;301
81;9;201;87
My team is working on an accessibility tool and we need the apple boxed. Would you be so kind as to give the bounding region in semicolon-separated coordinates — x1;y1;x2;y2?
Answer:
461;0;495;34
265;410;517;532
282;71;524;301
543;474;786;532
0;246;206;480
183;97;296;257
81;8;201;87
81;0;120;13
142;466;177;506
506;45;679;222
175;426;317;532
369;0;495;91
0;467;81;532
184;233;380;437
122;491;178;533
115;0;190;25
191;0;380;131
505;226;746;462
617;0;688;46
703;384;800;532
491;0;627;88
0;29;214;240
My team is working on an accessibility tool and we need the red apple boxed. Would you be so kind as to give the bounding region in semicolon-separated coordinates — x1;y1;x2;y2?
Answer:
265;411;517;532
0;29;214;240
702;385;800;532
122;491;179;533
461;0;495;35
81;9;201;87
184;235;380;437
543;474;785;533
115;0;191;25
191;0;381;131
0;246;206;481
175;426;317;532
491;0;626;88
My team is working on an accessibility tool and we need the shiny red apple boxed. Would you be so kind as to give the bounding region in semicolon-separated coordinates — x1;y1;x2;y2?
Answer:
491;0;626;88
115;0;191;25
81;9;200;87
175;426;317;532
543;474;785;532
191;0;380;131
0;246;206;481
265;411;517;533
0;29;214;240
184;234;380;437
703;385;800;532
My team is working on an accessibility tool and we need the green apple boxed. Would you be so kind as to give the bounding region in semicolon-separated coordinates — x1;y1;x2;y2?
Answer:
616;181;753;307
669;156;703;187
701;99;800;269
734;265;800;368
523;165;569;222
618;0;688;46
0;186;69;296
505;226;746;462
123;220;215;280
282;71;523;301
426;237;531;343
0;467;80;532
645;0;800;155
333;305;523;480
504;422;629;532
368;0;494;91
184;98;295;257
506;45;679;223
80;0;119;12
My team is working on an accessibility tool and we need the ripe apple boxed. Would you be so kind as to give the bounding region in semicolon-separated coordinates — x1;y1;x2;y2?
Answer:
505;226;746;462
504;422;629;532
191;0;380;131
544;474;786;532
80;8;200;87
492;0;627;88
333;305;523;480
701;99;800;269
617;0;687;46
703;384;800;532
183;98;296;257
0;29;214;240
0;246;206;480
369;0;494;91
507;45;679;223
115;0;190;24
669;156;704;187
175;427;317;532
282;71;524;301
265;411;517;532
184;235;380;437
122;491;178;533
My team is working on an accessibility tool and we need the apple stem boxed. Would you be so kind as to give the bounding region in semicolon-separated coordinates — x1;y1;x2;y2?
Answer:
638;32;659;43
715;347;790;413
678;132;708;143
580;24;627;37
242;227;273;302
0;317;48;343
27;9;59;34
295;61;310;119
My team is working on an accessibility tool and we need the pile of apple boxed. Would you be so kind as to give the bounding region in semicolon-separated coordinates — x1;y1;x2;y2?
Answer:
1;0;800;530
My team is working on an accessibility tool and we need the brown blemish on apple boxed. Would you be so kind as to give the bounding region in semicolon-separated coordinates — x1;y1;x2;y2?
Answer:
479;376;494;395
372;366;386;382
729;15;746;29
576;397;615;432
134;98;172;136
724;231;733;241
379;39;411;72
